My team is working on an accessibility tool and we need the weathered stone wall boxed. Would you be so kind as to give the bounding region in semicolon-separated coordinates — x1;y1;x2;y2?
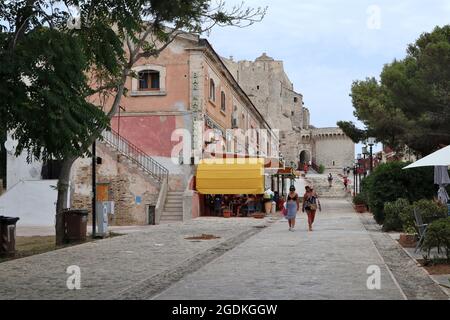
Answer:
312;129;355;171
222;53;356;173
71;142;160;226
222;54;303;132
302;108;310;129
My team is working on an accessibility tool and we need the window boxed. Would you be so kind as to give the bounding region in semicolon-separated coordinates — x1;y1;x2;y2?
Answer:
138;70;160;91
41;160;63;180
231;106;238;128
221;91;226;111
294;97;298;103
209;79;216;101
256;130;260;151
257;85;260;90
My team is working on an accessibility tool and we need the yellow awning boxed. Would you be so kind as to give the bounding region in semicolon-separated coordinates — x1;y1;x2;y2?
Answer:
196;158;265;195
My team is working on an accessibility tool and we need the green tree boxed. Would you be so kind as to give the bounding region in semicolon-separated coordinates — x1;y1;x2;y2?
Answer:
338;25;450;155
0;0;266;244
360;162;436;224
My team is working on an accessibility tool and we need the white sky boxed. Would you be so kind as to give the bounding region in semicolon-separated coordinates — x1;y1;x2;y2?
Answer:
206;0;450;154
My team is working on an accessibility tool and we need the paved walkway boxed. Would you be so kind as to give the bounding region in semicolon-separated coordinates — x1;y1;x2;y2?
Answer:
155;199;406;300
0;218;268;300
16;225;161;237
1;197;447;300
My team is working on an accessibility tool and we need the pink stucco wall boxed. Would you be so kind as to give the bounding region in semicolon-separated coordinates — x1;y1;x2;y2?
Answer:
111;116;177;157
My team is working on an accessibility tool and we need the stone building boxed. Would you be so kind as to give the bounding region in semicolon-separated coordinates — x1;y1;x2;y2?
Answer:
223;53;355;172
2;35;280;226
70;35;279;225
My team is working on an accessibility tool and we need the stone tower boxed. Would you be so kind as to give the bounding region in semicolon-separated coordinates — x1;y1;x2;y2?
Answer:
223;54;304;133
223;53;355;172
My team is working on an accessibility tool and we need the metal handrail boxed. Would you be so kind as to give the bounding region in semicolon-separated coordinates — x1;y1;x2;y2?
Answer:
100;129;169;183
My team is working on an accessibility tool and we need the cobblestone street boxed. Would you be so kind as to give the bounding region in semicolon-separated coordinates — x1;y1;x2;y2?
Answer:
0;198;448;300
0;218;268;300
154;199;445;300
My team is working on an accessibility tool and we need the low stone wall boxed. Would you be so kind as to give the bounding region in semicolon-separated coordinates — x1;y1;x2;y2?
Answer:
71;143;160;226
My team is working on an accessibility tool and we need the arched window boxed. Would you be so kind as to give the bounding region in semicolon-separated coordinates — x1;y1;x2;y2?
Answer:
138;70;160;91
209;79;216;101
231;106;238;128
221;91;226;111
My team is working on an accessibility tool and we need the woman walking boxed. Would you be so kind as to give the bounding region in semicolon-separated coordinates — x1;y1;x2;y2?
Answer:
286;186;300;231
302;186;321;231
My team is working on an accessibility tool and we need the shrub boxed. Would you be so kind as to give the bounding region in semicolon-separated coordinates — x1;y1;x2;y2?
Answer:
421;217;450;261
318;164;325;174
360;162;436;224
383;198;410;232
353;193;367;205
399;199;448;233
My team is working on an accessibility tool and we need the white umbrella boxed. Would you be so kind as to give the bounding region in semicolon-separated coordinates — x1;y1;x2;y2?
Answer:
404;147;450;205
403;146;450;169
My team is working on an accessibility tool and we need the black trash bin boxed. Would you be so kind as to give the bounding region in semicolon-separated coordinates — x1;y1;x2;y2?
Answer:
64;210;88;243
0;216;20;256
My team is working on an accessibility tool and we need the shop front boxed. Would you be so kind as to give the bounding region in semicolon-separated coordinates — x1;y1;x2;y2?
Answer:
196;158;266;217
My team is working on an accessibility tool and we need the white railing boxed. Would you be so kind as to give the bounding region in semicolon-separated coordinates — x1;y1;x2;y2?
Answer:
101;129;169;183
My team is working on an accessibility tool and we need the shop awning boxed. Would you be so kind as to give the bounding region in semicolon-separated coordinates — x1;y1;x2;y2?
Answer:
196;158;265;195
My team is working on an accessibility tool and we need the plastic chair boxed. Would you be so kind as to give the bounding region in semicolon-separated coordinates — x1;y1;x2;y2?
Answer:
414;208;428;253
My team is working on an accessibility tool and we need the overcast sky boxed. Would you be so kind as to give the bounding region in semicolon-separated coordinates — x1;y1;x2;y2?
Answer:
206;0;450;153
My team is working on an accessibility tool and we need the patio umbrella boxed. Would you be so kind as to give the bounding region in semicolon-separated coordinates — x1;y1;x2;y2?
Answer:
403;146;450;169
404;146;450;205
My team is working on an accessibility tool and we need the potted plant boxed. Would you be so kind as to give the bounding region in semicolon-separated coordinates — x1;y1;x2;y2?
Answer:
223;209;232;218
399;226;417;248
353;194;367;213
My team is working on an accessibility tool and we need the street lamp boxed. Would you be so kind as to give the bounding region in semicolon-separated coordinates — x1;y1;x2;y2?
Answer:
367;137;376;173
362;145;368;178
357;153;362;194
353;159;358;195
353;160;358;196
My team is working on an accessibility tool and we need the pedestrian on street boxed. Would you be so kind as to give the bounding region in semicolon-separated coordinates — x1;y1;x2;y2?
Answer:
343;176;349;191
303;186;321;231
286;185;300;232
304;163;309;177
327;173;333;187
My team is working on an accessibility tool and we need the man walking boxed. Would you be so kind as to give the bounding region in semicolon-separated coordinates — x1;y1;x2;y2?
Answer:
327;173;333;187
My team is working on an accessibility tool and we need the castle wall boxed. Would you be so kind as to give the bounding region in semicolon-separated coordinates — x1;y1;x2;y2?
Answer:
222;55;303;132
312;129;355;171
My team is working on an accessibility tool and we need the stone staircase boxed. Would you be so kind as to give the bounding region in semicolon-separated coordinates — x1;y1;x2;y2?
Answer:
100;129;169;183
304;174;352;198
160;191;184;223
99;129;171;225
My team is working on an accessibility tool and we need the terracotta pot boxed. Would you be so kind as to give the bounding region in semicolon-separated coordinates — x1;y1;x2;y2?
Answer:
354;204;367;213
399;234;417;248
223;210;232;218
